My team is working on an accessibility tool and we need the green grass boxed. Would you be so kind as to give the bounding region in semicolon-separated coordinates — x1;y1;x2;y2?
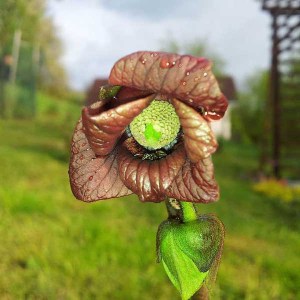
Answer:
0;92;299;299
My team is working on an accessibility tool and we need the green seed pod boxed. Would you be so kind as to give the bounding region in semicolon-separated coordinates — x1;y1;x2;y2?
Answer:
129;100;180;150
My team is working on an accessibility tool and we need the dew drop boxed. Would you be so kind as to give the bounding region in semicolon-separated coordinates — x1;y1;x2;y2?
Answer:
182;81;186;86
203;72;208;77
139;57;147;64
172;61;176;66
160;58;174;69
206;110;222;120
88;176;93;181
188;99;193;103
186;72;190;76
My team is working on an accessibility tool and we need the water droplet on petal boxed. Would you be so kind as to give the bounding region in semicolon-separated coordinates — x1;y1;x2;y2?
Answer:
160;57;174;69
206;110;222;120
172;61;176;66
203;72;208;77
182;81;186;86
186;72;190;76
139;57;147;64
88;176;93;181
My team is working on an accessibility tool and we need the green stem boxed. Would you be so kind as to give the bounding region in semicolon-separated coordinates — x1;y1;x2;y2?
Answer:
180;202;198;223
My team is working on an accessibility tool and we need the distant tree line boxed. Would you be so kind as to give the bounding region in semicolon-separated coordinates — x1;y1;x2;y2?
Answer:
0;0;68;96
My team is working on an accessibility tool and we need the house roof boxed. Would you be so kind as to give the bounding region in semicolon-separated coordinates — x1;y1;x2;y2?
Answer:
217;76;237;101
85;76;237;106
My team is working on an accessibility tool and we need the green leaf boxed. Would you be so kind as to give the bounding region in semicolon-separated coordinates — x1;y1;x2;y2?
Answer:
160;223;208;300
99;85;121;100
157;215;225;300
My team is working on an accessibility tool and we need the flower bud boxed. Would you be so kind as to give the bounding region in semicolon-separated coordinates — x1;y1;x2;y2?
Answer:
156;214;224;300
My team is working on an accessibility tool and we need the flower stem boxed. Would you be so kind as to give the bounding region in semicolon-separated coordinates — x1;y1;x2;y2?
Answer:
191;285;209;300
180;201;198;222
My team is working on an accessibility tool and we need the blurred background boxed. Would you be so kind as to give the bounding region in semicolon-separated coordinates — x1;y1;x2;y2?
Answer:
0;0;299;299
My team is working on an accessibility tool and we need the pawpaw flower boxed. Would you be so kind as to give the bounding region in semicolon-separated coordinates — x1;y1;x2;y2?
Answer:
69;51;228;203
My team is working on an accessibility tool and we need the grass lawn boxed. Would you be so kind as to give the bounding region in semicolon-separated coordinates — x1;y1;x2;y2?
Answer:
0;92;299;299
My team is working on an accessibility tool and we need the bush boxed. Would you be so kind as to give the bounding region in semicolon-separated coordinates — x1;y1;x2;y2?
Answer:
253;178;300;203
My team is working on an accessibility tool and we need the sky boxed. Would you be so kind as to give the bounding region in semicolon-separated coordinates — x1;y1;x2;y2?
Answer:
47;0;272;91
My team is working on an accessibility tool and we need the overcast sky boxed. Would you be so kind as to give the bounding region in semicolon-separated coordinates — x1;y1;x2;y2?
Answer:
47;0;272;91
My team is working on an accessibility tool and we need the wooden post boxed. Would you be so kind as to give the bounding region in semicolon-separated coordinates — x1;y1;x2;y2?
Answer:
270;13;281;178
9;29;22;84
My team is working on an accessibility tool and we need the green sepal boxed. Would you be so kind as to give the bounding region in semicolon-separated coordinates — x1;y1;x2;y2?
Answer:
157;215;224;300
98;85;121;100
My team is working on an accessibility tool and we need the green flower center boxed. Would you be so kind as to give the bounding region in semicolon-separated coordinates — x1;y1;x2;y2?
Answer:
129;99;180;150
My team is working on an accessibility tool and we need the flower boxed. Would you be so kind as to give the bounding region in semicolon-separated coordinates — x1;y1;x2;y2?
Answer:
69;51;228;203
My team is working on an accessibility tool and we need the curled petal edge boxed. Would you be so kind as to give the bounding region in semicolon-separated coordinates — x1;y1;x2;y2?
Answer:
69;119;132;202
82;95;154;156
117;142;186;202
172;98;217;163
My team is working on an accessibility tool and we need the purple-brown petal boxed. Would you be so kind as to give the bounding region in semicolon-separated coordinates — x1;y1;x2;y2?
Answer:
172;98;217;163
166;156;219;203
117;143;186;202
109;51;228;118
69;119;132;201
82;95;153;156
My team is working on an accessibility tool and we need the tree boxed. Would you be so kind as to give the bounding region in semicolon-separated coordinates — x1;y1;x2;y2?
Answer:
0;0;68;96
231;70;269;144
161;38;226;76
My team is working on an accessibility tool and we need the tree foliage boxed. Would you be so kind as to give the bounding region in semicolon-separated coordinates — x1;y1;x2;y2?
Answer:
161;38;226;77
0;0;68;95
231;70;268;144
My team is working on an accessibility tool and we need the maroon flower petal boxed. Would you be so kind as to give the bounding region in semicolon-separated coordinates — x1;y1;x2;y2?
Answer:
172;98;217;162
117;143;186;202
82;95;153;156
109;51;228;119
115;86;153;104
166;156;219;203
69;119;132;201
